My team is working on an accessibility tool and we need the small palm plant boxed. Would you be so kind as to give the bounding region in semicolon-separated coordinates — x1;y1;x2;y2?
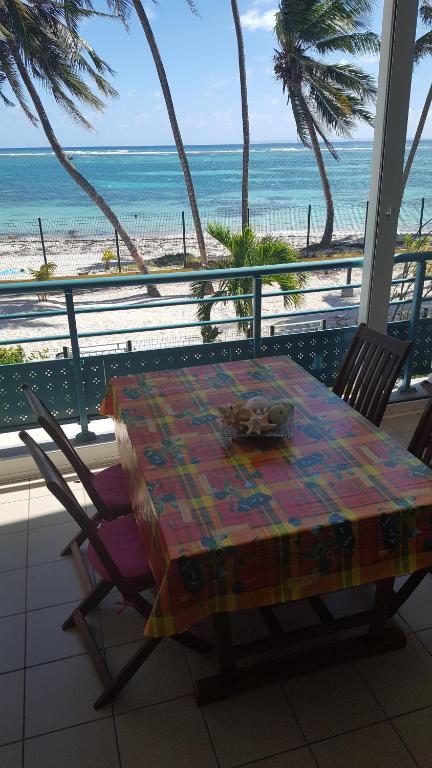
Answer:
191;224;306;342
29;262;57;301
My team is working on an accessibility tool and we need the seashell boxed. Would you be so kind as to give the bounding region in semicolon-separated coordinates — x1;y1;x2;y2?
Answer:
246;396;269;413
267;401;294;426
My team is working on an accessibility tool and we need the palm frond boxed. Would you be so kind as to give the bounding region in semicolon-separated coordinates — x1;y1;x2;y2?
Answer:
315;31;379;56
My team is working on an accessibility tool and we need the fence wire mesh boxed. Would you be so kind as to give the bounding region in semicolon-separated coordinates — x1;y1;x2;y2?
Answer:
0;197;430;280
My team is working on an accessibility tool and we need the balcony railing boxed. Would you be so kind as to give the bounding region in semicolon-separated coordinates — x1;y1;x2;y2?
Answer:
1;252;431;441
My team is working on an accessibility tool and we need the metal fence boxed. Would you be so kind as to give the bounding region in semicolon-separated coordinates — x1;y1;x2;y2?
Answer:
0;197;430;280
1;251;431;437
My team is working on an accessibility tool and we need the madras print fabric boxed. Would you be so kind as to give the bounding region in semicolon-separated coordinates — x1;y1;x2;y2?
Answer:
100;357;432;637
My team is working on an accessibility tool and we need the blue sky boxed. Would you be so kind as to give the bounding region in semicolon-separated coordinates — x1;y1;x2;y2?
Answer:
0;0;431;148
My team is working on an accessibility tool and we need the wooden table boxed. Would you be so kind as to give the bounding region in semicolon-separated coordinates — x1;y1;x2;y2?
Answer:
101;356;432;703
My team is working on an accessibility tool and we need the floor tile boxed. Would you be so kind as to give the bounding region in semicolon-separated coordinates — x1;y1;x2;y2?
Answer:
398;573;432;632
416;627;432;653
393;706;432;768
0;500;29;535
99;591;146;648
0;670;24;745
0;569;26;617
0;741;22;768
27;559;86;611
323;584;375;618
0;614;25;673
357;634;432;717
24;719;120;768
0;531;27;573
0;485;29;503
107;639;193;713
27;521;78;566
116;696;217;768
244;748;317;768
311;722;416;768
204;684;305;768
26;601;101;666
273;599;320;632
283;663;384;741
28;495;71;529
25;654;108;737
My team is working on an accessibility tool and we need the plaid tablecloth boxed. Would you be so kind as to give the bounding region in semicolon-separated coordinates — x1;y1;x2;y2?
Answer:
100;356;432;638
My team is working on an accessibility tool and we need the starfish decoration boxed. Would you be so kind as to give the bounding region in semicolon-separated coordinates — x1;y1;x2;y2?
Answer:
218;402;252;430
241;412;277;436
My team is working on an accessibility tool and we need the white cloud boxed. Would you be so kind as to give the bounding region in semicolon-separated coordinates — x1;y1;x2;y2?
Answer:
240;8;277;32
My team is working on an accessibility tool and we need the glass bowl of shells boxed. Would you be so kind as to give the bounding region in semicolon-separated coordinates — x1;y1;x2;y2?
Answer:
218;396;295;439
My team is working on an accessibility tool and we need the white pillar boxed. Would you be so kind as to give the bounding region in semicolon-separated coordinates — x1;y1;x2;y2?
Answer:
359;0;419;331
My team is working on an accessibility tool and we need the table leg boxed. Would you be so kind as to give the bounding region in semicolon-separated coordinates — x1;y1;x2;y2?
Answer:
213;612;235;680
369;577;395;636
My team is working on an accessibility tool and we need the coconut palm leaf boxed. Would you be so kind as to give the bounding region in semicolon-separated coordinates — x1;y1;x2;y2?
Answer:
274;0;377;246
192;226;306;341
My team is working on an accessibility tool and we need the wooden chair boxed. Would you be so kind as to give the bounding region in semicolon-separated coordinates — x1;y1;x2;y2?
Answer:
333;323;413;427
19;430;210;709
22;383;132;559
408;398;432;466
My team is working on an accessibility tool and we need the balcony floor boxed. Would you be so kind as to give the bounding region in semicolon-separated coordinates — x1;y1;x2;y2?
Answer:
1;410;432;768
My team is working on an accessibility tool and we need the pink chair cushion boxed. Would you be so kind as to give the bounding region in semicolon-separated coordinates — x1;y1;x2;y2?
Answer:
92;463;133;517
88;515;153;583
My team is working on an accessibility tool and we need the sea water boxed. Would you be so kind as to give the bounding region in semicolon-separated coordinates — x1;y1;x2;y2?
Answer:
0;140;430;230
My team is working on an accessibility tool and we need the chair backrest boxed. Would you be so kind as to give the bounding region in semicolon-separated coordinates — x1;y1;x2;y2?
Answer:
21;384;114;519
19;430;133;595
22;384;93;485
332;323;413;427
408;399;432;467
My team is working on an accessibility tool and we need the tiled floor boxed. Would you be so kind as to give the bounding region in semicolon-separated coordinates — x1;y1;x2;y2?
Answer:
1;411;432;768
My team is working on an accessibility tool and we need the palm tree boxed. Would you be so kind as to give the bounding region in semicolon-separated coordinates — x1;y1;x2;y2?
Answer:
274;0;379;247
0;0;160;294
190;223;306;341
402;1;432;193
110;0;208;264
231;0;250;232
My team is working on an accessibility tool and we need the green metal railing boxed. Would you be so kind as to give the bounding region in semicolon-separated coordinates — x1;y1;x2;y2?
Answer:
0;252;431;441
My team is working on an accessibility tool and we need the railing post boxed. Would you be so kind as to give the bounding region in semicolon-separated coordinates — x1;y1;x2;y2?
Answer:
399;257;426;393
64;288;96;443
306;204;312;258
418;197;425;237
181;211;187;266
38;217;47;266
114;229;122;273
253;276;262;359
341;266;353;298
363;201;369;254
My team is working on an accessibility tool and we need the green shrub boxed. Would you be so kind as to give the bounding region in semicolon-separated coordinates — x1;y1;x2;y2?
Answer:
102;250;116;270
0;345;26;364
29;262;58;301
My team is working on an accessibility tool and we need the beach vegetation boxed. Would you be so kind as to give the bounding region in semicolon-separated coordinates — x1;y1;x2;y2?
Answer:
0;0;160;295
230;0;250;232
402;1;432;194
191;224;306;341
391;232;432;320
0;345;49;364
274;0;379;248
102;250;116;270
29;261;57;300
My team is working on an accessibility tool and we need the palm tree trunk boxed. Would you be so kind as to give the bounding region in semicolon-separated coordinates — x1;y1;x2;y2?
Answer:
402;82;432;194
10;45;160;296
132;0;208;265
231;0;250;232
301;107;334;248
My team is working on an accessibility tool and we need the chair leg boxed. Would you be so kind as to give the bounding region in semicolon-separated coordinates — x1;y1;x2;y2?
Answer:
93;638;161;709
63;580;112;630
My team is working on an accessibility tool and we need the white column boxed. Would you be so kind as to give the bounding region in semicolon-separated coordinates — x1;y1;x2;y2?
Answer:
359;0;419;331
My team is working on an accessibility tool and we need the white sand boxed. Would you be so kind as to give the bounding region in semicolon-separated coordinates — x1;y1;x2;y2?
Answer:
0;266;364;356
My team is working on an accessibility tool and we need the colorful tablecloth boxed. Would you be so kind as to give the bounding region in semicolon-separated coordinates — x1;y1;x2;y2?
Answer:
100;356;432;638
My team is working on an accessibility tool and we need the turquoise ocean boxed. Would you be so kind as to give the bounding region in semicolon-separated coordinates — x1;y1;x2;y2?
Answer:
0;140;431;230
